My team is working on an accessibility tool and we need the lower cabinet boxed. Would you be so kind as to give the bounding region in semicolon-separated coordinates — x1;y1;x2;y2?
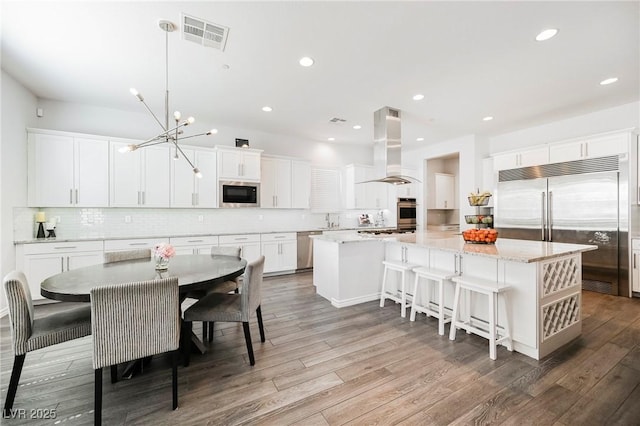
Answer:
219;234;261;264
16;241;104;300
104;238;169;253
170;236;219;255
633;239;640;293
261;232;297;274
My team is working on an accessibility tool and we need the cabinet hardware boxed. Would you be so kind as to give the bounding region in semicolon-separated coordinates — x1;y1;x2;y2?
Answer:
275;236;285;239
196;193;199;206
585;143;588;157
541;192;546;241
548;191;554;242
75;189;78;204
236;237;248;241
634;253;637;269
129;243;147;246
192;193;196;206
580;144;583;158
61;257;64;271
66;257;70;271
54;246;77;250
137;191;141;205
70;189;73;204
142;191;145;205
188;240;204;243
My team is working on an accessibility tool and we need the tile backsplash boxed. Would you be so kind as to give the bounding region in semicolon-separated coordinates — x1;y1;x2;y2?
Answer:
14;207;390;241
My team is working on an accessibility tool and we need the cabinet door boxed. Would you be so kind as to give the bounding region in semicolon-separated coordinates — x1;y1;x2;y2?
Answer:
260;158;278;208
239;242;261;264
171;148;196;207
434;173;455;209
585;133;628;158
28;133;75;207
75;138;109;206
194;150;218;207
279;240;297;271
291;160;311;209
261;241;280;273
141;145;170;207
633;250;640;293
549;141;583;163
492;153;518;172
240;152;261;181
345;165;369;209
311;168;342;211
520;147;549;168
67;252;103;270
110;141;142;206
22;255;63;300
218;149;242;180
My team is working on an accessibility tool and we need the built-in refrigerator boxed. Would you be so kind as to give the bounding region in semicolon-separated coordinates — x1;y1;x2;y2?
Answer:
495;155;627;296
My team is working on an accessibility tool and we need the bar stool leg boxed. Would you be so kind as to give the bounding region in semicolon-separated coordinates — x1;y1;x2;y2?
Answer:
489;292;497;360
501;292;513;352
380;266;389;308
465;287;472;334
400;270;407;318
437;279;445;336
449;281;461;341
409;273;420;321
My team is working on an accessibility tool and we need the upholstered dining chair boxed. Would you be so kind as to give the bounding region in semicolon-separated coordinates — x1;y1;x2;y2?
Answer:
90;277;180;426
103;248;152;263
183;256;266;366
2;271;92;417
186;245;242;341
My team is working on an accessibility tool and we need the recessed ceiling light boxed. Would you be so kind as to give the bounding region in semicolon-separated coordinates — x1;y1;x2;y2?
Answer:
262;106;273;112
483;116;494;121
328;137;335;141
416;137;424;142
535;28;558;41
600;77;619;85
413;94;425;101
353;125;362;130
299;56;314;67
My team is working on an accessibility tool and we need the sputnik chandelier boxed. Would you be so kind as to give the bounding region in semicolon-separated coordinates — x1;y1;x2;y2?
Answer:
119;19;217;178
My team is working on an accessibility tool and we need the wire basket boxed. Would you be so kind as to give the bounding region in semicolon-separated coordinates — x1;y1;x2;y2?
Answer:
467;195;491;206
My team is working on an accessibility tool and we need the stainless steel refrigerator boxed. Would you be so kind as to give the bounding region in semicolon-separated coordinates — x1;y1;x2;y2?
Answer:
495;155;627;296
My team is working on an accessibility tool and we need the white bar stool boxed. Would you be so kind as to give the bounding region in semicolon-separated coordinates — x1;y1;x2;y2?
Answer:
409;267;457;335
380;260;419;318
448;275;513;360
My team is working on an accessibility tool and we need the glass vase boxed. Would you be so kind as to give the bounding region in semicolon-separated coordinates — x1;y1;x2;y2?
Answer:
155;255;170;271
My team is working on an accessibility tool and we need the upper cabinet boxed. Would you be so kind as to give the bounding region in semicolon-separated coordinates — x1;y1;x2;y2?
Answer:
396;168;419;198
27;130;109;207
343;164;388;209
493;146;549;172
549;133;628;163
171;147;217;208
291;160;311;209
310;167;342;212
110;141;170;207
432;173;455;210
216;146;262;182
261;157;292;208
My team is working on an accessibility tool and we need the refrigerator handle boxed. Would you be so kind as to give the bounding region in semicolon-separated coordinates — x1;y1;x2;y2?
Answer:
548;191;553;242
541;192;546;241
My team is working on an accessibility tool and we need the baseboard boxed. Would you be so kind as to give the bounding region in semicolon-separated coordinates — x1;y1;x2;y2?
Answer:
331;293;380;308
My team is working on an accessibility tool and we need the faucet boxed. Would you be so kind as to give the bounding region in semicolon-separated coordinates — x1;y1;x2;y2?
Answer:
325;213;331;228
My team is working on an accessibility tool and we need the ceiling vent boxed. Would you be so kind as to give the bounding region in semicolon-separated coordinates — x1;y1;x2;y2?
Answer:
329;117;347;124
182;14;229;51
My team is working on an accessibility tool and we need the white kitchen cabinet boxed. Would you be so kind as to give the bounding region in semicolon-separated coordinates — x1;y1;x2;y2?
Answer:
261;157;292;208
344;164;388;209
171;147;217;208
311;167;342;211
104;238;169;253
170;236;219;255
396;168;419;198
216;146;262;182
219;234;261;263
110;141;170;207
549;133;628;163
433;173;455;210
27;131;109;207
16;241;104;300
261;232;297;273
291;160;311;209
633;239;640;293
493;146;549;171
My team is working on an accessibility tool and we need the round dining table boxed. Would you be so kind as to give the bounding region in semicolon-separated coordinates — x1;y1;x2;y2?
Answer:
41;254;247;302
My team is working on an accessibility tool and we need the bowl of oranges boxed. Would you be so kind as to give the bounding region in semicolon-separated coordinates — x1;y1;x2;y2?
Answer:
462;228;498;244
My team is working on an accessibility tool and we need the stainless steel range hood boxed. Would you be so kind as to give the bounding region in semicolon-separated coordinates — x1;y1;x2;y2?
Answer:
359;106;419;185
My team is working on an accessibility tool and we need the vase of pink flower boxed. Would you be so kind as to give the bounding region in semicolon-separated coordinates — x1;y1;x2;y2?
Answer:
154;243;175;270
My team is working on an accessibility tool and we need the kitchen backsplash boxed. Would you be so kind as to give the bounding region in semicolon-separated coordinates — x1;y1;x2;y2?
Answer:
14;207;390;241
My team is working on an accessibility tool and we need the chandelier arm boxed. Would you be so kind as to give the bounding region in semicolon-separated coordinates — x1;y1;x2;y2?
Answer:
138;98;168;132
137;139;171;148
176;132;211;141
173;141;197;170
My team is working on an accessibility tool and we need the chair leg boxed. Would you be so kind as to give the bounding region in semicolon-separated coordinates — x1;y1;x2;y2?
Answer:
242;322;255;366
208;321;214;342
256;306;266;342
184;321;192;367
202;322;207;341
171;351;178;410
94;368;102;426
110;365;118;383
3;354;26;417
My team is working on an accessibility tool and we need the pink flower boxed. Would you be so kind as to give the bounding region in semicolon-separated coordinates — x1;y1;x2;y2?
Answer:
154;243;175;260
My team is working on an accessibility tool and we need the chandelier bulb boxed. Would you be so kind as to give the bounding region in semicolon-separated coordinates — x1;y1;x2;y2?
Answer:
173;111;181;121
129;88;144;101
186;117;195;125
118;144;137;153
207;129;218;135
193;168;202;178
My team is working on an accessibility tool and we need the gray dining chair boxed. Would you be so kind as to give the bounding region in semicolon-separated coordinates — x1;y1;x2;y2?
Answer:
2;271;92;417
91;277;180;426
186;245;242;341
184;256;265;366
103;248;152;263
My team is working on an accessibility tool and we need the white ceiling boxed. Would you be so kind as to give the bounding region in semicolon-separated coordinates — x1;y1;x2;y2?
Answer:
2;1;638;150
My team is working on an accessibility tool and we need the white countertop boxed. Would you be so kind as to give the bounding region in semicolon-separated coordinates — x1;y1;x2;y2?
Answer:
312;231;597;263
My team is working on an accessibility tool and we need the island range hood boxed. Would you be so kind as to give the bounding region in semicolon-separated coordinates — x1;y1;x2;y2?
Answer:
358;106;419;185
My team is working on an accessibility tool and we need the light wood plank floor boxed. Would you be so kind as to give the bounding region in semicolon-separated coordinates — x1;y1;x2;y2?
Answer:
2;271;640;425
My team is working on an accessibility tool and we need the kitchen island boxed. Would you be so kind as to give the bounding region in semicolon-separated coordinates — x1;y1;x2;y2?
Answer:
312;231;597;359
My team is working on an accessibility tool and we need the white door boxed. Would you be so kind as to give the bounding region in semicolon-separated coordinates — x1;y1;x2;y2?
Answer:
434;173;455;209
75;138;109;206
67;252;103;270
218;149;242;180
110;141;142;206
29;133;75;206
172;148;196;207
142;145;170;207
23;255;64;300
260;158;278;208
240;152;261;181
239;242;261;264
195;150;217;207
291;160;311;209
261;241;281;273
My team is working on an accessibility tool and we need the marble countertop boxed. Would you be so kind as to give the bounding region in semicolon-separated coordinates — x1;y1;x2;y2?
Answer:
312;231;598;263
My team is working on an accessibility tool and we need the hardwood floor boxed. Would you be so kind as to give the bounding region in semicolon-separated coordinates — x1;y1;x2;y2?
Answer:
2;272;640;425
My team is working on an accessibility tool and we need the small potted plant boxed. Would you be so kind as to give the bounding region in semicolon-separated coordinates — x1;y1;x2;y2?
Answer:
154;243;175;270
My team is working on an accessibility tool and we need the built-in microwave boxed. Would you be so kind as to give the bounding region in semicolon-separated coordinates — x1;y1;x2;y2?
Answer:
220;181;260;208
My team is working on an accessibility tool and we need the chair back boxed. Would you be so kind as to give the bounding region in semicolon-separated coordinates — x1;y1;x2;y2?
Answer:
211;246;241;257
2;271;35;355
103;249;152;264
90;277;180;369
240;256;265;321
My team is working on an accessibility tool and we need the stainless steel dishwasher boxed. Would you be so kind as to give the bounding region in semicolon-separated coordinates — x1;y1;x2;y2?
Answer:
297;231;321;271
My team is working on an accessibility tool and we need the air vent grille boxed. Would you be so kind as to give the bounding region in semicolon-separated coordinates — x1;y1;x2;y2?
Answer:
182;14;229;51
498;155;619;182
329;117;347;124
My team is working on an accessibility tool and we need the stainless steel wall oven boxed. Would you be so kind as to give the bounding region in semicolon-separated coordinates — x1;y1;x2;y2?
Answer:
397;198;417;231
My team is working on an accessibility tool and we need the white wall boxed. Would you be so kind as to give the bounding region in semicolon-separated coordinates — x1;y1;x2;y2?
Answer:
1;70;38;312
489;101;639;154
